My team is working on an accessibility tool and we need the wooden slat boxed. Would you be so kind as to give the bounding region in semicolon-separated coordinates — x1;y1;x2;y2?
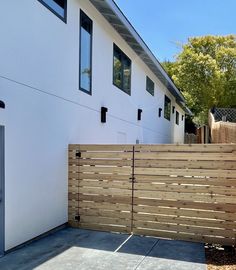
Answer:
69;220;130;233
75;223;131;234
134;205;236;222
134;220;234;238
68;200;81;208
79;187;132;196
79;208;131;219
134;152;236;161
70;179;131;188
133;213;236;230
80;216;130;227
68;186;80;193
79;201;132;211
68;207;78;215
78;166;132;174
134;167;236;178
77;179;131;189
133;201;236;217
70;173;130;181
78;194;132;204
78;152;132;159
134;190;236;204
134;144;236;153
69;144;133;151
68;152;132;160
132;228;234;246
134;183;236;196
75;159;132;166
135;159;236;170
134;175;236;187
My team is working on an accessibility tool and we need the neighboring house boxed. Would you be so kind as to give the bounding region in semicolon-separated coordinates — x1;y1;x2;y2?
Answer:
0;0;190;252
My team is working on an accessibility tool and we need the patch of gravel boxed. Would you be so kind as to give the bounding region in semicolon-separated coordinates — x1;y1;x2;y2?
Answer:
205;244;236;270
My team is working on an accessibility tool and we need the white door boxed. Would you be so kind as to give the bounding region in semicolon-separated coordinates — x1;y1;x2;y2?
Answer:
0;126;4;256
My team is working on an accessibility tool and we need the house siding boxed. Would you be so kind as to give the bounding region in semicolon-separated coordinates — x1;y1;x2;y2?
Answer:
0;0;185;250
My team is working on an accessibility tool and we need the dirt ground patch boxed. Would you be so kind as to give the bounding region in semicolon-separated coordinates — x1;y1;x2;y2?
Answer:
205;245;236;270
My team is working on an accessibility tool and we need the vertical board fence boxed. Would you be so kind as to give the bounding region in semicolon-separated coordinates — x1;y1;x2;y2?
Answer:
209;111;236;143
69;144;236;245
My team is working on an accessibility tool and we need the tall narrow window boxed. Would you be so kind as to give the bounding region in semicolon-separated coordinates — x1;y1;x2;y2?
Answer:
164;95;171;121
113;47;122;89
146;76;154;96
113;44;131;95
38;0;67;22
79;10;93;94
176;111;179;125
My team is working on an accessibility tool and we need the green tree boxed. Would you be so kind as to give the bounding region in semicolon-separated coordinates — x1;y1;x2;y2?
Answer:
163;35;236;125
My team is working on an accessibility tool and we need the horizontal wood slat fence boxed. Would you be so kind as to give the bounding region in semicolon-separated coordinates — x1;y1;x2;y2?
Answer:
68;144;236;245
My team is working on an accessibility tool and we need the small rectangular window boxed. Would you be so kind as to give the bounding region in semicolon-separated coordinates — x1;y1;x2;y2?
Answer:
79;10;93;94
146;76;154;96
113;44;131;95
164;95;171;121
38;0;67;22
176;111;179;125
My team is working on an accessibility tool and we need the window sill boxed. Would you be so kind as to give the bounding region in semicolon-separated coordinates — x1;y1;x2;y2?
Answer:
113;82;131;96
79;87;92;96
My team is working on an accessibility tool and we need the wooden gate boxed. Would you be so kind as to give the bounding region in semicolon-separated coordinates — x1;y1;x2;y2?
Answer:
69;144;236;245
69;144;134;233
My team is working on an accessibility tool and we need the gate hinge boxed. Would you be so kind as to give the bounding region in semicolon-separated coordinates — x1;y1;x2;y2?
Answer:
75;151;81;158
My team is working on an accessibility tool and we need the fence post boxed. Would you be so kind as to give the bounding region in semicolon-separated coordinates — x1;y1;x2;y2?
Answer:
75;149;81;223
130;145;135;233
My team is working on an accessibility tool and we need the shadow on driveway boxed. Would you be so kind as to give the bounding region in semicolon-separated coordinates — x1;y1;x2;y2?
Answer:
0;227;206;270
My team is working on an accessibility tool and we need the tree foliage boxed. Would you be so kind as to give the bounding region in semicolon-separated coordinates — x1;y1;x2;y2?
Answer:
163;35;236;125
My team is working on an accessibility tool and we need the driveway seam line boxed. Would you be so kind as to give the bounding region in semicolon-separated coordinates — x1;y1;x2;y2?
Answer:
133;238;160;270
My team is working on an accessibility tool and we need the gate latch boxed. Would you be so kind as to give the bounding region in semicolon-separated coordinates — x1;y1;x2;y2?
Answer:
75;215;80;222
129;177;136;183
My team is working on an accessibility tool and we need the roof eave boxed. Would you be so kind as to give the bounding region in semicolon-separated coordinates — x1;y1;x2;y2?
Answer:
89;0;185;103
178;101;193;116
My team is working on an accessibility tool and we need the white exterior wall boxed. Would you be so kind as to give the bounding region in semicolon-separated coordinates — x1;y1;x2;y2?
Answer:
173;104;186;143
0;0;185;250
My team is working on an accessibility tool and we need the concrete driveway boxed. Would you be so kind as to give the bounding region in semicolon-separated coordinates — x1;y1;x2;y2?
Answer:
0;227;206;270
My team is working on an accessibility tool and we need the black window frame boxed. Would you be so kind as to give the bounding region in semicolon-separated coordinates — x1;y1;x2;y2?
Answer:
79;10;93;95
164;95;171;121
176;111;179;125
113;44;132;95
146;76;154;96
38;0;67;23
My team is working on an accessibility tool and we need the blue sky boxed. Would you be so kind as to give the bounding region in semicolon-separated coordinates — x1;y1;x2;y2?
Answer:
114;0;236;62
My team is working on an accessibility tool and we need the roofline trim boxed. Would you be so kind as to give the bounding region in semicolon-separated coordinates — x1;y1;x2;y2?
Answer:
104;0;185;102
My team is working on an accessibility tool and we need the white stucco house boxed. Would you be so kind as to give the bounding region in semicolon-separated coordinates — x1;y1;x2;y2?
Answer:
0;0;190;253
